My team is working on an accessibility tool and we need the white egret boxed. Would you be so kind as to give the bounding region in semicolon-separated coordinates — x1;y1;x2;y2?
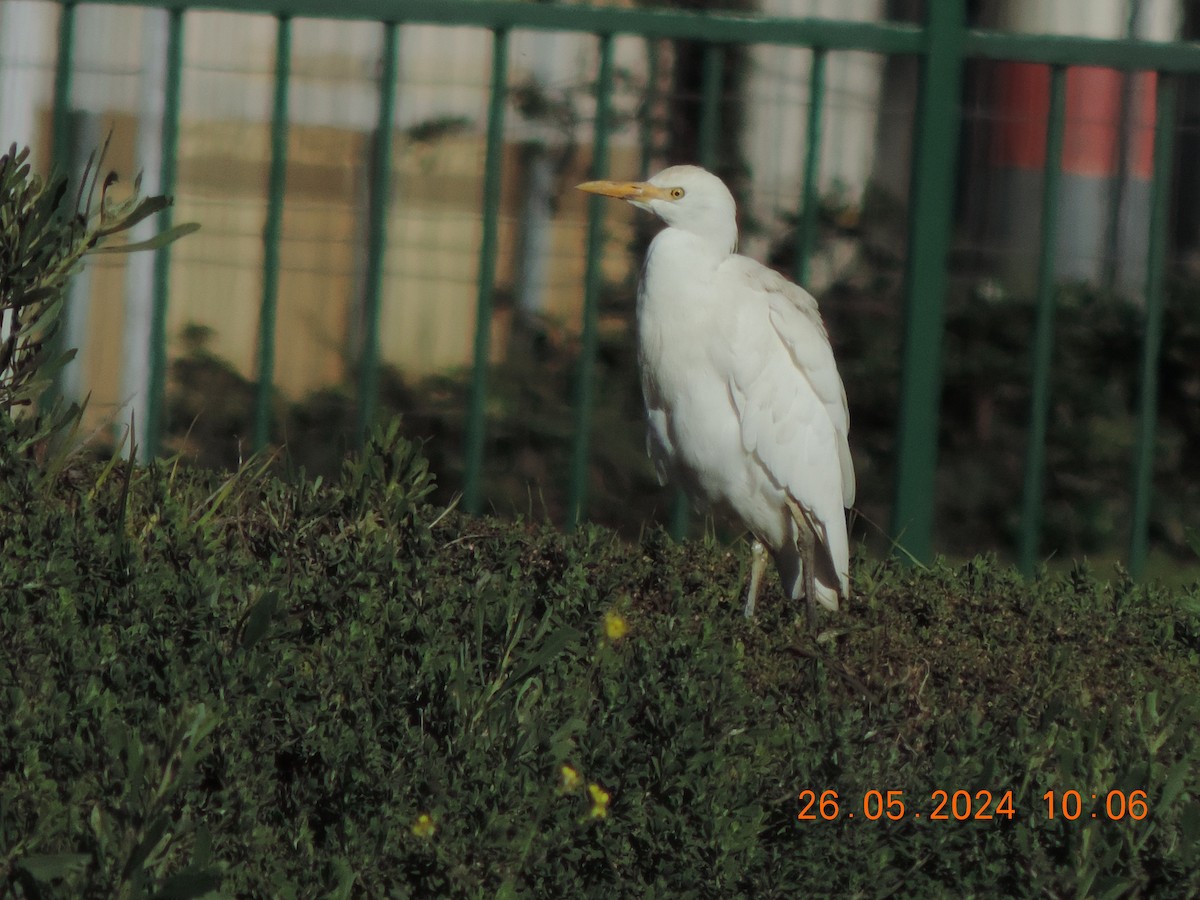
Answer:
577;165;854;626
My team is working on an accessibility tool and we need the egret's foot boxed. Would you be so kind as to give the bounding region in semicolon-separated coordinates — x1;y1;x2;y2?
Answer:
744;539;768;618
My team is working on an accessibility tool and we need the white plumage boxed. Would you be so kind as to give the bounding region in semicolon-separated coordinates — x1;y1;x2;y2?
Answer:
577;165;855;625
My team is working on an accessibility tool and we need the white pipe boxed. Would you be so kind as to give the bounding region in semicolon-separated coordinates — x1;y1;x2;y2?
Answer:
741;0;886;264
987;0;1180;39
0;1;55;382
120;8;169;459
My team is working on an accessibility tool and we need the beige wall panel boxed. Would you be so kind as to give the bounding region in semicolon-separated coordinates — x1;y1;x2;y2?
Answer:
78;258;129;432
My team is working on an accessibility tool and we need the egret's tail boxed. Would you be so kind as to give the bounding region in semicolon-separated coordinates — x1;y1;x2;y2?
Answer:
782;493;848;611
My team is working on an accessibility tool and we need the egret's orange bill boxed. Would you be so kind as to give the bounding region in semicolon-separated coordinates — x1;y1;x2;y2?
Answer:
576;180;672;201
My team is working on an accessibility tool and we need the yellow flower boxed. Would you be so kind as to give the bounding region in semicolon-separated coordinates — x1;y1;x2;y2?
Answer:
588;783;611;819
411;813;436;838
603;610;629;642
560;765;582;792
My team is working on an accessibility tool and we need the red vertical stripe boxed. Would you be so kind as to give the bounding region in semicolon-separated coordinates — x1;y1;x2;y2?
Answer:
991;62;1049;170
1129;71;1157;180
992;62;1147;179
1062;66;1121;177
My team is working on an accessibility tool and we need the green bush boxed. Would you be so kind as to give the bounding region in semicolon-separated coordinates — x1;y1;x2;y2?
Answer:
0;141;196;460
2;419;1198;897
4;137;1198;896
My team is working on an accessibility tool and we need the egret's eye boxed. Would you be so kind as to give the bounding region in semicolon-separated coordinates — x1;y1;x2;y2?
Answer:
668;187;685;200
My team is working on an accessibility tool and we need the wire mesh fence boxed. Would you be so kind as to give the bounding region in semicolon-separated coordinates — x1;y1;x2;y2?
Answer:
2;0;1197;573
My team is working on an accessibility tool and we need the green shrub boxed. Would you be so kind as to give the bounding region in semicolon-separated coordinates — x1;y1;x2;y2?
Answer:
0;141;196;460
2;421;1198;897
3;136;1198;897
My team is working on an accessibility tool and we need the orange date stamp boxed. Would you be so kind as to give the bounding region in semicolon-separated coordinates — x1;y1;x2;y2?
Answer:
797;789;1149;822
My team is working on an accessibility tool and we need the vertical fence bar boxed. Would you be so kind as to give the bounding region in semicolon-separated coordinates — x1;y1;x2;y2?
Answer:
696;42;724;167
667;40;725;540
794;47;826;286
462;28;510;515
145;8;185;459
1016;64;1066;576
889;0;967;563
50;2;76;176
566;32;616;530
1129;74;1176;579
639;38;660;173
42;1;77;412
355;21;400;447
252;15;292;452
1102;2;1140;293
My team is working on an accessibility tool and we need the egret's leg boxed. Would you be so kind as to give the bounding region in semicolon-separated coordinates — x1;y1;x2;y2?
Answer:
782;495;820;629
798;525;818;630
744;540;768;618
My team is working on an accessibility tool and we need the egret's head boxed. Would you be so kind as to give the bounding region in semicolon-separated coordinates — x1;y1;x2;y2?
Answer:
577;165;737;253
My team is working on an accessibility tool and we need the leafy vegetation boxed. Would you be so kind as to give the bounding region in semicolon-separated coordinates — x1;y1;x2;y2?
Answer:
4;135;1199;897
2;418;1199;897
0;141;197;459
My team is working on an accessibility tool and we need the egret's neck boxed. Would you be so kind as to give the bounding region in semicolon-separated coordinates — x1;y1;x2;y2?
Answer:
645;227;729;278
674;218;737;258
638;227;732;324
652;224;735;268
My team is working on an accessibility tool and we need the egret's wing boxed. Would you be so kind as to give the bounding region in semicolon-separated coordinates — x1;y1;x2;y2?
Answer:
640;365;674;486
721;255;855;507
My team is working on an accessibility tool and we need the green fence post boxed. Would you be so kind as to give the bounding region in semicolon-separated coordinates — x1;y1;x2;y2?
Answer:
1017;64;1066;576
794;47;826;287
252;15;292;453
463;28;510;515
696;41;724;166
566;32;616;531
41;1;77;414
145;8;185;459
355;21;400;447
889;0;967;563
639;38;660;173
1129;74;1176;579
50;2;76;177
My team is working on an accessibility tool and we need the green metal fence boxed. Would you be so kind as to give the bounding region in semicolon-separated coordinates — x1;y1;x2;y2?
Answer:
36;0;1200;575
